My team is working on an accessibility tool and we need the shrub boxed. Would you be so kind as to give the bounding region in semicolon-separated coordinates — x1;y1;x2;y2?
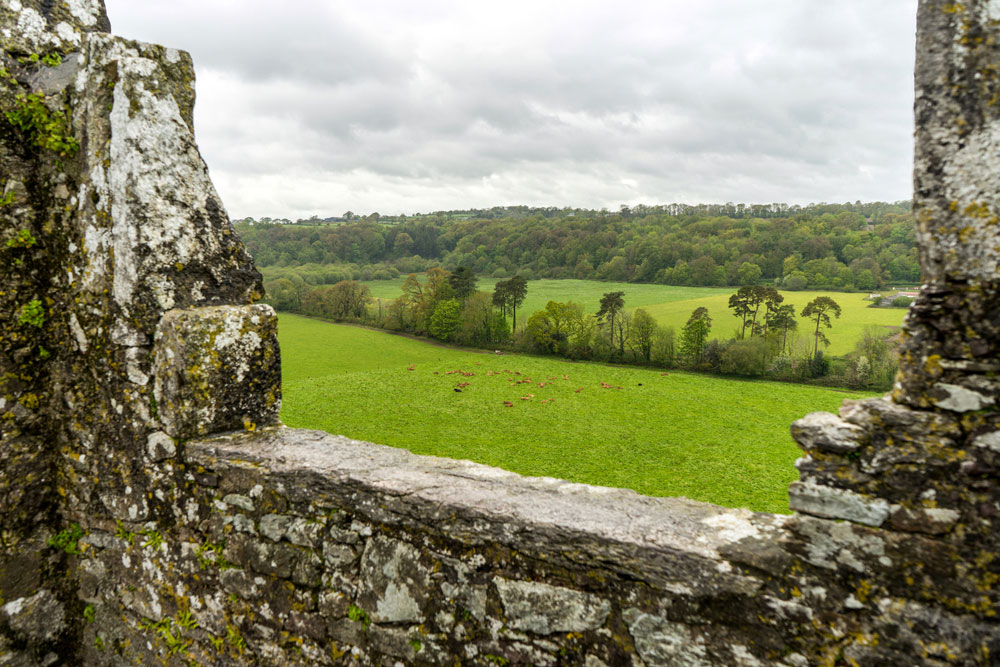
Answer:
720;337;772;376
890;296;914;308
809;351;830;378
428;299;461;341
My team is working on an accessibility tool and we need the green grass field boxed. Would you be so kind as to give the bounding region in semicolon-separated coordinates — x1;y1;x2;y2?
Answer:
279;313;874;513
363;278;724;317
640;290;905;356
362;278;906;356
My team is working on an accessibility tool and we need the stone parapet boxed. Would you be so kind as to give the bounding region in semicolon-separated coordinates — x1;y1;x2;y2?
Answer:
4;0;1000;663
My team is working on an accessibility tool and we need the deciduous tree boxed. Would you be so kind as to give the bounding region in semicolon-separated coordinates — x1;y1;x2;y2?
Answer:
525;301;585;354
428;299;461;341
737;261;763;286
457;291;508;346
629;308;659;362
681;307;712;366
328;280;371;319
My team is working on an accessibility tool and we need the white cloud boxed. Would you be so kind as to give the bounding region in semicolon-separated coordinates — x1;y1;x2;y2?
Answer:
106;0;918;219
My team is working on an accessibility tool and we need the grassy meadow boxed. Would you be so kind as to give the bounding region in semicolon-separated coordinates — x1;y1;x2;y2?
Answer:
279;313;874;514
362;278;906;356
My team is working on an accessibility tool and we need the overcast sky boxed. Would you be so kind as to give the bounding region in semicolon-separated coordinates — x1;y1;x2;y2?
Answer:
105;1;918;219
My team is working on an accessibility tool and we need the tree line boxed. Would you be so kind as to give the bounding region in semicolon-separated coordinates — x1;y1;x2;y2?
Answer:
237;200;918;295
282;266;898;391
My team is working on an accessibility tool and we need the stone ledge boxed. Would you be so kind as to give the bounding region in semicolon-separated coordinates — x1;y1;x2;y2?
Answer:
188;427;791;591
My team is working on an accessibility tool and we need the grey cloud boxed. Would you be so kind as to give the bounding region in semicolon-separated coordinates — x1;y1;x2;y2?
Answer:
107;0;917;218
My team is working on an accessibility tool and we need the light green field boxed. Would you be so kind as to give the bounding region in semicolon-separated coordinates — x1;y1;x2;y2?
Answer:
279;313;874;513
640;290;906;356
362;279;905;356
364;278;723;317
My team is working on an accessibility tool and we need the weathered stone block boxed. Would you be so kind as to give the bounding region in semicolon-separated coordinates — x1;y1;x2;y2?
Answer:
357;535;430;624
222;493;254;512
145;431;176;461
152;304;281;439
319;591;350;619
248;541;300;579
493;577;610;635
928;382;994;412
622;609;711;666
291;550;324;588
284;611;327;640
0;0;110;55
888;505;960;535
220;568;263;600
322;542;357;569
788;480;889;527
791;411;864;453
0;589;65;643
260;514;292;542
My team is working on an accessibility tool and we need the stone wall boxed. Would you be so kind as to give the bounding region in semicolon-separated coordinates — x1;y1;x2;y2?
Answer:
2;1;999;665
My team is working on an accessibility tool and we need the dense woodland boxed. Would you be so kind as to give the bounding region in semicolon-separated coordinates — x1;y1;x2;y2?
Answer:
236;200;918;296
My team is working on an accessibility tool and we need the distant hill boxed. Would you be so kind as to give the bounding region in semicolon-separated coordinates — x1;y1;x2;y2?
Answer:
235;200;917;291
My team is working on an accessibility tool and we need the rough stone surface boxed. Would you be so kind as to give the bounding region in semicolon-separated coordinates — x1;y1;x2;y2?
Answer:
788;480;890;526
791;411;865;453
897;0;1000;406
622;608;714;666
494;577;611;634
4;0;1000;664
153;304;280;439
0;0;109;55
356;535;429;624
0;590;65;643
144;430;175;461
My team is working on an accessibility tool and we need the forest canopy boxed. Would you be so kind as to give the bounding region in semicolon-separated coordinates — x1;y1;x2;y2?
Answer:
236;200;917;293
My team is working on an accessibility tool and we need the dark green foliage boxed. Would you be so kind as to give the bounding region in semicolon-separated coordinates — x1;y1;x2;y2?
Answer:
769;304;798;355
525;300;585;354
809;350;830;378
629;308;659;362
448;265;477;299
759;290;787;338
596;291;627;356
493;275;528;331
236;201;919;291
846;326;899;389
727;285;782;339
455;291;510;347
720;337;772;376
